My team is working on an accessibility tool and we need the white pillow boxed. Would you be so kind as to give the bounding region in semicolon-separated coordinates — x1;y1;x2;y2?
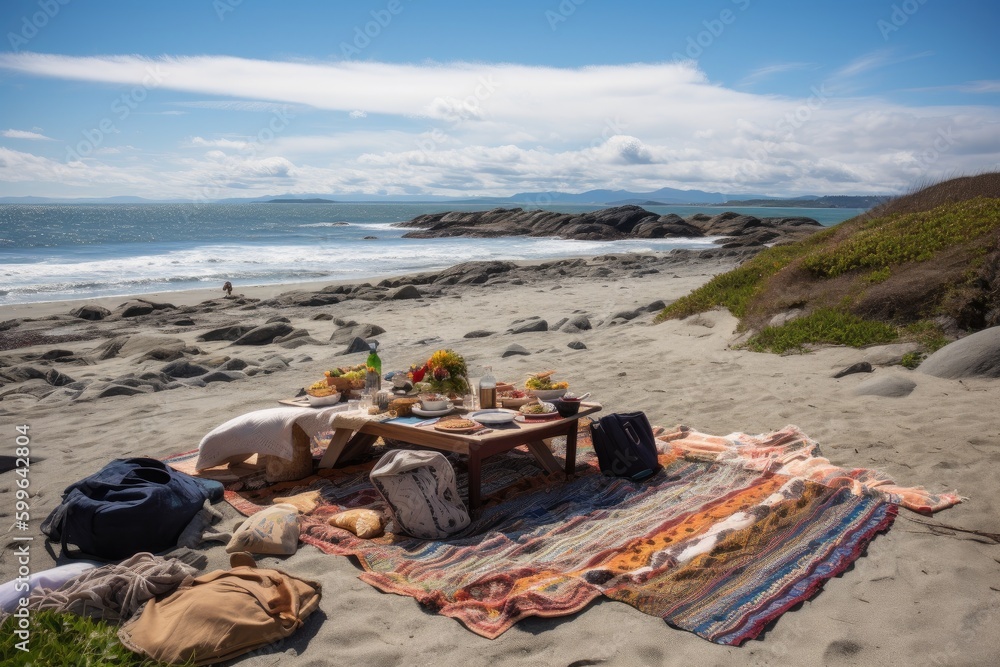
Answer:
195;405;350;470
195;408;305;470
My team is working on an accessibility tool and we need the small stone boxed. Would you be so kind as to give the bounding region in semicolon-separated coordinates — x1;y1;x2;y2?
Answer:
266;316;291;324
567;341;587;350
312;313;334;320
463;330;495;339
173;318;196;326
501;344;531;358
833;362;874;378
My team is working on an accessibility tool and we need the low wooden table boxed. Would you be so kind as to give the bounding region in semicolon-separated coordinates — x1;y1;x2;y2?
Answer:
317;403;602;513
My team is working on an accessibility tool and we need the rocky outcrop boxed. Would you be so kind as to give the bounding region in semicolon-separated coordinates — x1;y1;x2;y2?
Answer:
395;205;822;246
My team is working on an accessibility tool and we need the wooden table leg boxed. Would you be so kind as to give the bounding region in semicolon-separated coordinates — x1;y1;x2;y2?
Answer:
525;439;564;475
318;428;355;468
565;421;579;477
335;432;379;467
467;448;482;515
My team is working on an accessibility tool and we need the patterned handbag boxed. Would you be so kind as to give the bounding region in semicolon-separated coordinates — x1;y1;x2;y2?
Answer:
369;450;470;539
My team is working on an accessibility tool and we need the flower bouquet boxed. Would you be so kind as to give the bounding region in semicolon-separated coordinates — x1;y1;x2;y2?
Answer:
415;349;469;398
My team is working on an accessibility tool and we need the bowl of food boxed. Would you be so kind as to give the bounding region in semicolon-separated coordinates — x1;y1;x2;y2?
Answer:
518;401;558;418
525;370;569;401
306;381;341;407
499;389;535;409
550;398;581;417
419;392;450;412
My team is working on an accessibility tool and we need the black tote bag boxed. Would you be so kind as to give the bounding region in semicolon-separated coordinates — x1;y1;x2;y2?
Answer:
589;412;662;481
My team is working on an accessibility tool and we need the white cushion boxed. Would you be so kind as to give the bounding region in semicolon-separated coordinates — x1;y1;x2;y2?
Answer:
195;405;350;470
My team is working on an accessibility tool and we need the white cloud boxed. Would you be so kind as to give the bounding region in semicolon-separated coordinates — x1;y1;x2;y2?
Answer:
3;129;54;140
0;52;997;197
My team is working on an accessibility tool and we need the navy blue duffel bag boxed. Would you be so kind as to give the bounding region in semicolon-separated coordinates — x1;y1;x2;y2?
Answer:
41;457;223;560
589;412;663;482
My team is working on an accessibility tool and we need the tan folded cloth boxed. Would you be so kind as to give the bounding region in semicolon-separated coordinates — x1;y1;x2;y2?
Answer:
118;566;320;666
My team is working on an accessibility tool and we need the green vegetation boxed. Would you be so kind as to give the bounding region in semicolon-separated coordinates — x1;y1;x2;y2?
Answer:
802;198;1000;278
744;309;898;354
656;230;834;320
656;174;1000;354
0;611;185;667
900;351;924;369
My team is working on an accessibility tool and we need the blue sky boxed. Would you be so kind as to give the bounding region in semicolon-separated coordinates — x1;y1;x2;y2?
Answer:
0;0;997;199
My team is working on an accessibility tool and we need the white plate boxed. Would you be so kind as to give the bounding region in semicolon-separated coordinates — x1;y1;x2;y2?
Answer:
469;409;518;425
411;403;455;417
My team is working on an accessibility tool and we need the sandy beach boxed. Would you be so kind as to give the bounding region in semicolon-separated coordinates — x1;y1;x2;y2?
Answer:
2;249;998;666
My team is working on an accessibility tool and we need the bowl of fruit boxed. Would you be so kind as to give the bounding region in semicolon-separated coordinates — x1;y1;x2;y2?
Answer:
525;370;569;401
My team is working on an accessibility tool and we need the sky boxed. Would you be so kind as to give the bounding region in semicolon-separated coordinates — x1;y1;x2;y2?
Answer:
0;0;998;200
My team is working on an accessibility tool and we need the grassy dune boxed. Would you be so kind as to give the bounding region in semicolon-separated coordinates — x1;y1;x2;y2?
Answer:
657;173;1000;356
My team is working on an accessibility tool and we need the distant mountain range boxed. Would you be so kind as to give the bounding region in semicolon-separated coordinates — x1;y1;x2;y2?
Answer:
0;188;884;207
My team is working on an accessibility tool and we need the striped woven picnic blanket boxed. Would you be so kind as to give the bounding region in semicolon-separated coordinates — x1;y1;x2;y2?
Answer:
224;424;958;643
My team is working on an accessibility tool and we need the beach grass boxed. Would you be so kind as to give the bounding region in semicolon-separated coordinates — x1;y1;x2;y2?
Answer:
656;175;1000;353
0;611;186;666
744;308;898;354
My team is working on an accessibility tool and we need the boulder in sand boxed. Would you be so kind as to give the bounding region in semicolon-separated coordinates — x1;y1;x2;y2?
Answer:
70;305;111;321
161;360;211;379
233;322;295;345
197;325;255;342
918;327;1000;379
389;285;422;300
853;374;917;398
509;319;548;334
342;337;375;355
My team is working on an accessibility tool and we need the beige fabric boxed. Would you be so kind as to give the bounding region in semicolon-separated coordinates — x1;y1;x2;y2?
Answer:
18;553;195;622
273;489;323;514
331;410;394;430
226;504;300;555
118;566;321;666
328;509;385;538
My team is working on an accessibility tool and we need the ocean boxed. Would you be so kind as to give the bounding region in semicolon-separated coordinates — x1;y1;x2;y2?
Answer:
0;203;864;306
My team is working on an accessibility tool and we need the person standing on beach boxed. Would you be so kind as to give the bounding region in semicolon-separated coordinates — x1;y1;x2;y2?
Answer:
223;281;233;297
